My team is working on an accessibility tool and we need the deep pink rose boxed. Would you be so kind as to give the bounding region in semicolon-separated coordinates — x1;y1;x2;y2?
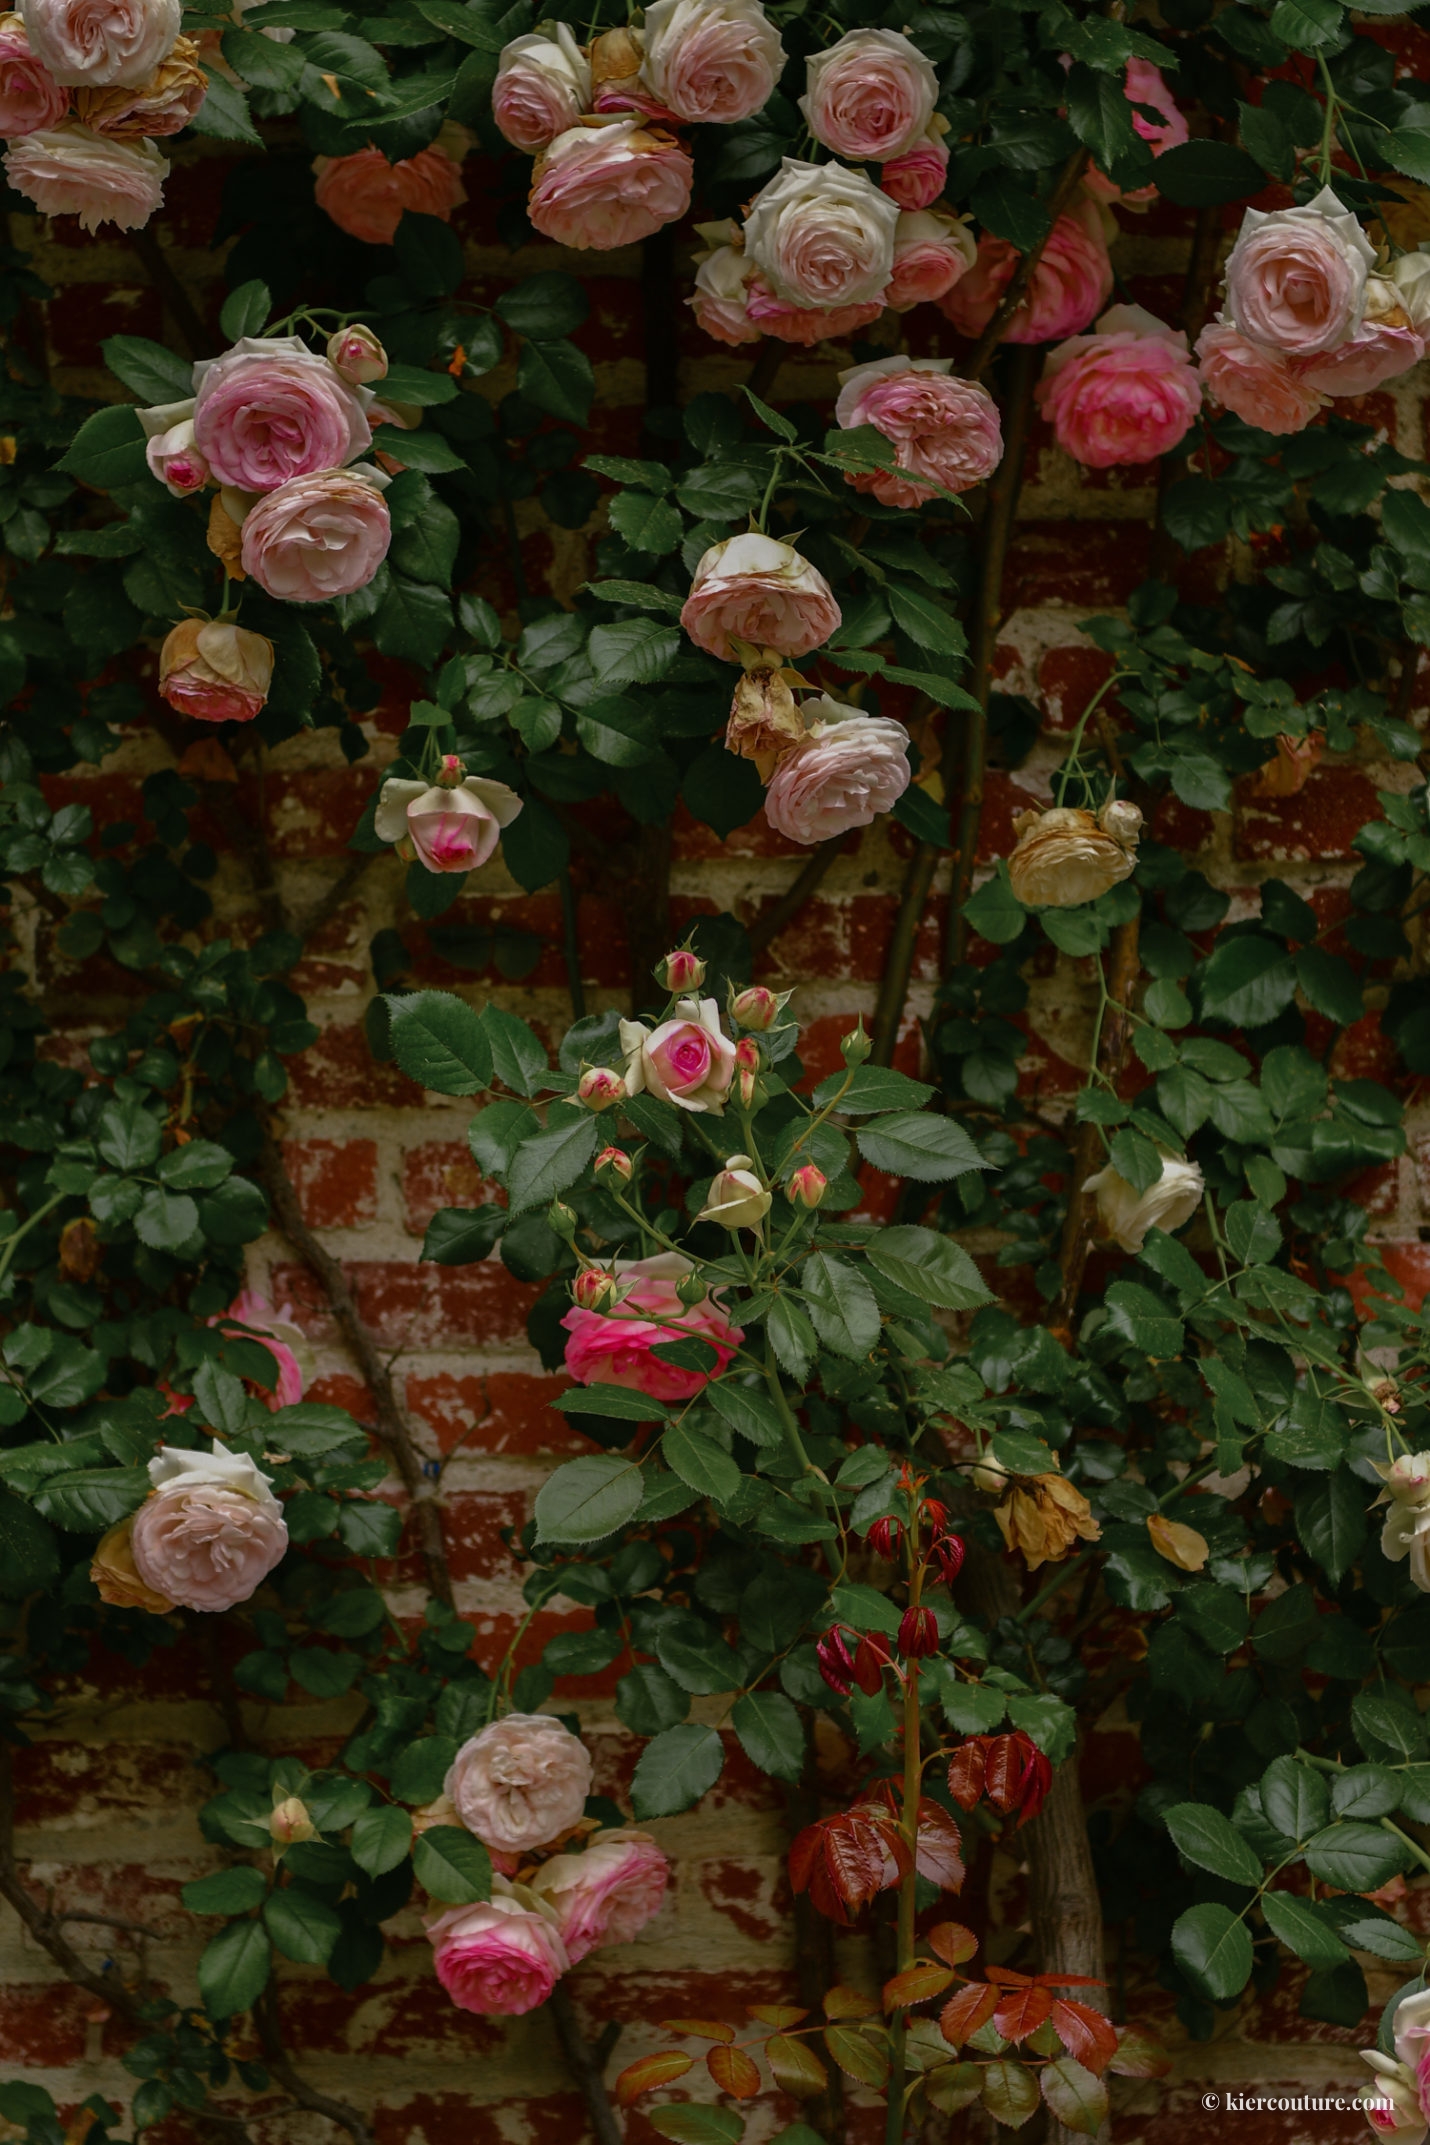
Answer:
145;415;207;496
879;131;949;211
1224;186;1374;358
528;119;691;250
742;275;883;345
373;774;524;873
561;1253;743;1402
130;1444;288;1613
0;12;68;132
835;356;1002;506
641;0;784;125
3;119;164;229
193;334;371;492
1036;304;1201;467
239;468;391;602
492;25;589;150
682;531;841;662
885;209;975;313
620;996;736;1112
1195;319;1324;436
314;141;465;246
764;703;911;845
801;27;937;161
941;198;1112;345
427;1889;570;2017
530;1830;670;1963
1084;60;1187;204
217;1289;309;1409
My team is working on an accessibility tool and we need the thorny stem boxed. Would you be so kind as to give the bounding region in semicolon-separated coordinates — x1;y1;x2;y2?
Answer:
549;1982;625;2145
254;1986;376;2145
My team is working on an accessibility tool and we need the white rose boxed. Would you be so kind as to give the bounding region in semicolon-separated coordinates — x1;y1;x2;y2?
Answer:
1382;1500;1430;1592
148;1438;280;1510
641;0;783;125
19;0;178;86
743;155;899;309
1359;2052;1426;2145
680;530;841;663
1082;1152;1204;1253
697;1156;772;1230
1390;250;1430;330
492;24;590;152
1223;185;1374;358
1393;1989;1430;2070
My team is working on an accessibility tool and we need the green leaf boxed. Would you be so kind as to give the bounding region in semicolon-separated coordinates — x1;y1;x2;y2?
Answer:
812;1065;935;1114
855;1113;987;1182
135;1186;200;1252
630;1723;725;1819
58;404;149;490
413;1825;492;1904
663;1420;741;1506
350;1805;414;1876
1295;946;1363;1026
1355;1688;1428;1761
518;338;594;423
100;334;193;402
371;425;467;474
801;1251;881;1360
386;991;492;1095
587;620;681;689
197;1920;272;2018
1260;1754;1329;1841
33;1465;146;1531
505;1114;599;1213
1164;1801;1264;1887
1039;2057;1109;2137
616;1662;690;1735
649;2108;743;2145
480;1005;549;1095
608;490;684;556
263;1885;341;1964
0;1493;58;1598
963;865;1027;943
182;1868;267;1916
1198;937;1297;1028
767;1294;817;1382
1304;1822;1406;1892
219;278;271;341
576;693;658;765
1260;1888;1350;1969
705;1379;784;1448
866;1227;992;1312
732;1689;805;1782
555;1383;670;1422
1293;1471;1367;1585
1269;0;1343;48
422;1204;505;1264
535;1453;644;1543
157;1139;234;1190
887;583;966;656
372;574;453;665
1154;138;1270;203
1171;1901;1254;2001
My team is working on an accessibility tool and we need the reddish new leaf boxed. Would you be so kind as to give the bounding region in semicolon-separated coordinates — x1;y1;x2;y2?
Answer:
614;2052;693;2105
1050;2000;1118;2076
747;2004;808;2029
914;1798;965;1892
708;2044;762;2098
660;2019;735;2043
947;1741;987;1811
939;1981;1000;2049
982;1734;1023;1815
928;1921;979;1967
883;1962;956;2010
984;1967;1034;1988
993;1983;1053;2044
1107;2028;1172;2079
825;1985;880;2020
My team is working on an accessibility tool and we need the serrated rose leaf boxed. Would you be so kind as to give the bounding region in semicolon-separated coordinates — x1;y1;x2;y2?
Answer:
614;2052;693;2105
707;2044;762;2097
824;1985;880;2019
929;1921;980;1967
1040;2056;1110;2135
1050;2000;1118;2075
940;1982;1000;2048
746;2004;808;2028
884;1963;956;2009
823;2025;891;2088
994;1984;1053;2042
660;2019;736;2043
765;2035;829;2099
981;2058;1042;2128
1108;2028;1173;2078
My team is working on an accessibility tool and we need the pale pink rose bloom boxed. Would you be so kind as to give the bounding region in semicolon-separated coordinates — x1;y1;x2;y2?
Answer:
218;1288;310;1408
528;118;691;250
620;995;736;1114
801;26;937;161
681;531;840;662
0;12;68;132
530;1830;670;1963
445;1714;593;1853
1295;280;1425;394
561;1252;744;1402
193;335;371;493
314;140;465;246
1195;319;1324;436
239;467;391;603
373;774;523;873
1224;185;1374;358
1394;1991;1430;2075
492;23;589;150
1359;2052;1426;2144
18;0;177;86
941;197;1112;344
744;155;899;308
427;1886;570;2017
1084;59;1187;205
3;118;163;228
641;0;783;125
689;240;761;346
145;415;208;496
742;275;882;345
879;130;949;211
885;208;975;313
764;702;911;845
130;1441;288;1613
159;620;273;724
836;355;1002;506
1036;303;1201;468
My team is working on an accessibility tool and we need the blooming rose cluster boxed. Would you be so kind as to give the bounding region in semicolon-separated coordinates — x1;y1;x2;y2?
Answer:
2;0;204;231
420;1713;669;2016
1196;188;1426;436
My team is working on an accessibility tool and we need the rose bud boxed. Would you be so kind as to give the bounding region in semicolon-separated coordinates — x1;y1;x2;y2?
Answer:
571;1267;618;1312
731;985;782;1031
697;1157;771;1231
578;1065;626;1112
734;1035;760;1107
675;1271;708;1307
816;1626;856;1697
853;1633;889;1695
840;1018;872;1066
327;323;388;385
787;1163;826;1209
898;1605;939;1659
972;1455;1010;1495
547;1199;578;1239
865;1516;903;1559
929;1533;966;1585
660;946;706;992
270;1796;316;1848
594;1146;633;1185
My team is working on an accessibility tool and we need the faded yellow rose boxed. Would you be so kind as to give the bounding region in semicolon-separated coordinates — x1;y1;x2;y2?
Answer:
91;1519;175;1614
994;1473;1101;1570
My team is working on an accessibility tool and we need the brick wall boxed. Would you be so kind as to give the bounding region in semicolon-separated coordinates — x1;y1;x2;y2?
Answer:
5;121;1430;2145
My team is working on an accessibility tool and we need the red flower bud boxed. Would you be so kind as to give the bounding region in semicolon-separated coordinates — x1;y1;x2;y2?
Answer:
897;1605;939;1659
578;1065;626;1111
594;1146;632;1184
735;1035;760;1107
865;1516;904;1559
570;1267;617;1311
929;1532;965;1584
661;947;705;992
787;1164;827;1209
853;1633;889;1696
816;1626;856;1697
731;985;780;1031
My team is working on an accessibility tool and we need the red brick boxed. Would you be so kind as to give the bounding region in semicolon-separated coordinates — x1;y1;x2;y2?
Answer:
281;1137;378;1229
271;1259;540;1351
406;1368;576;1456
1037;644;1123;736
1235;768;1383;862
401;1141;490;1235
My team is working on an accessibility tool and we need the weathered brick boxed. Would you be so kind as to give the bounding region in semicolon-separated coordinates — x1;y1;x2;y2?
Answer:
282;1137;379;1230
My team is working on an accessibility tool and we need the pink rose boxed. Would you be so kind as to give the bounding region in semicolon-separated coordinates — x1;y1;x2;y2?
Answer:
835;355;1002;507
193;335;371;491
1224;184;1374;358
530;1829;670;1963
445;1713;593;1853
239;467;391;602
159;620;273;724
1195;319;1324;436
764;700;911;845
0;12;67;132
744;155;898;309
373;773;524;873
493;24;589;150
129;1441;288;1613
1036;303;1200;467
885;208;975;313
941;196;1113;345
1084;60;1187;205
801;26;937;162
73;31;202;135
641;0;783;125
681;531;841;662
18;0;178;85
742;275;882;345
620;995;736;1114
144;415;207;496
689;237;761;345
561;1252;744;1402
528;118;691;250
326;324;387;385
3;118;163;228
427;1886;570;2017
879;130;949;211
217;1289;310;1408
1294;279;1424;394
314;140;465;246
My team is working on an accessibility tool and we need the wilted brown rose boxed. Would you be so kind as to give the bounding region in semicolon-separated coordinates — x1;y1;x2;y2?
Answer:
725;666;804;777
994;1473;1101;1570
1006;796;1142;908
58;1214;100;1280
1146;1512;1208;1571
74;33;205;136
91;1520;175;1614
589;23;642;90
206;492;246;578
1250;730;1324;798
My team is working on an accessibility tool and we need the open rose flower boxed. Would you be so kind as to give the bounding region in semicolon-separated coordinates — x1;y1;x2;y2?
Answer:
835;355;1002;506
620;995;736;1113
493;23;589;150
744;157;898;310
1084;59;1187;205
239;466;391;602
1036;304;1201;468
4;117;164;227
192;335;371;491
0;11;68;131
1083;1151;1204;1253
742;275;882;345
641;0;783;125
941;196;1112;345
1295;276;1425;396
530;1830;670;1964
764;701;912;845
688;225;760;345
1359;2052;1426;2144
314;137;466;247
885;208;975;313
1195;318;1324;435
129;1440;288;1613
74;29;201;133
802;27;937;162
91;1518;175;1613
446;1713;592;1852
19;0;179;85
217;1288;311;1408
427;1882;570;2017
561;1251;744;1402
159;619;273;724
681;532;841;662
1007;798;1142;906
880;128;949;211
374;773;523;874
1224;185;1374;357
529;117;691;250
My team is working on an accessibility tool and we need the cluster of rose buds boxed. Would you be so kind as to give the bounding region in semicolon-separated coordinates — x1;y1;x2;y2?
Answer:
816;1623;892;1697
947;1730;1053;1827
